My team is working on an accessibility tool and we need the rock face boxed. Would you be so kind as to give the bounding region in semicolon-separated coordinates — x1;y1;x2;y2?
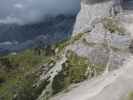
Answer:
44;0;133;100
72;0;130;34
73;0;113;34
40;16;133;100
71;0;133;76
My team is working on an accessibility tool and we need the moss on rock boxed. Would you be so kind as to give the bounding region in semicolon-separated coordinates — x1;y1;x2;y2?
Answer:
127;92;133;100
102;17;126;35
55;33;84;53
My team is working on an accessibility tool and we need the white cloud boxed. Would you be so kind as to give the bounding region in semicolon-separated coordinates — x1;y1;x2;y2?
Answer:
0;0;80;24
0;16;22;24
14;4;24;9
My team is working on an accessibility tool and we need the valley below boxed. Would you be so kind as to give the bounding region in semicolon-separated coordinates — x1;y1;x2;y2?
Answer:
0;0;133;100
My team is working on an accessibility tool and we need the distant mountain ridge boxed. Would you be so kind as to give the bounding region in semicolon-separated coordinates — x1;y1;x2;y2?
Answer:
0;15;76;54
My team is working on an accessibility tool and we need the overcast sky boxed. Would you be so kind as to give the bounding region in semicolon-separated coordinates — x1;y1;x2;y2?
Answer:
0;0;80;24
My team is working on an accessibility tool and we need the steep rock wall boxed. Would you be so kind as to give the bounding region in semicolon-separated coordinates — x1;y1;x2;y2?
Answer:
73;0;123;35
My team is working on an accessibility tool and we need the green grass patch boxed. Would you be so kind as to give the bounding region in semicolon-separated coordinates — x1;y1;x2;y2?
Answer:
0;48;54;100
52;50;105;94
55;33;84;53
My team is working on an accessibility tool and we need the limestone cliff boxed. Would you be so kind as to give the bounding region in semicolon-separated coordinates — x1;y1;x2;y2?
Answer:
73;0;128;34
73;0;113;34
36;0;133;100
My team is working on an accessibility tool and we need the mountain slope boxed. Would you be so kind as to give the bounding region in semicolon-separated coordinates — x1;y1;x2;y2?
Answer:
0;0;133;100
0;15;76;54
38;1;133;100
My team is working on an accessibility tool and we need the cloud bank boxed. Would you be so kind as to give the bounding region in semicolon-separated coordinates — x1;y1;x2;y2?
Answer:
0;0;80;24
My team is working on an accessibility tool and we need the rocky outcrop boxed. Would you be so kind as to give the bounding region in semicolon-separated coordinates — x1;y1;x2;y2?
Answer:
38;15;133;100
41;0;133;100
73;0;114;34
72;0;128;35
